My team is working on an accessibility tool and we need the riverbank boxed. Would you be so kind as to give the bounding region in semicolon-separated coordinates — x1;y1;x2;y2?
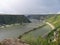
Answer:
0;22;44;41
19;24;46;39
42;22;55;37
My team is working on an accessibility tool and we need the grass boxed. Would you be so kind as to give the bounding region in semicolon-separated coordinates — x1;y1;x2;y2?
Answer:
21;35;48;45
47;15;60;27
19;24;46;38
19;14;60;45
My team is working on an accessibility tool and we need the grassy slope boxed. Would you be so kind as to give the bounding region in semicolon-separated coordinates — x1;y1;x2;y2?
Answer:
47;15;60;27
19;14;60;45
47;15;60;37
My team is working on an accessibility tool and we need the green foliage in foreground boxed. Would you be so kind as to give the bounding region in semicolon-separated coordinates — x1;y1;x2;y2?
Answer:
21;35;60;45
21;32;60;45
21;36;48;45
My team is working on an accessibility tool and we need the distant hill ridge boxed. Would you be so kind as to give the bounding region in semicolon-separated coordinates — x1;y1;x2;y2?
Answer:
0;15;31;25
27;15;53;20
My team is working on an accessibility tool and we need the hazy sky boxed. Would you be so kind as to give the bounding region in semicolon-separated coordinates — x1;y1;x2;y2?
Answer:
0;0;60;14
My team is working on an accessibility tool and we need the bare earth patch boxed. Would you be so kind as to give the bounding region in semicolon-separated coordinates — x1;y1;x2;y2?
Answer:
0;38;29;45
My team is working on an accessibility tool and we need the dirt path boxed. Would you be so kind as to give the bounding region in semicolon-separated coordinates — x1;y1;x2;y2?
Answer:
46;22;55;29
42;22;55;37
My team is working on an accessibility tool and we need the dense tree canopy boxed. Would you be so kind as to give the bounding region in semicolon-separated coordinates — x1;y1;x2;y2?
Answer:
0;15;31;25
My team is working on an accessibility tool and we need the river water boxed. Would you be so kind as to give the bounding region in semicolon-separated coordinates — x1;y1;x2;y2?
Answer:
0;19;52;41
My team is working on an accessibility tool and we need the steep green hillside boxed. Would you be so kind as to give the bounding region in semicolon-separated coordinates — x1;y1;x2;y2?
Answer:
46;14;60;45
19;14;60;45
47;15;60;27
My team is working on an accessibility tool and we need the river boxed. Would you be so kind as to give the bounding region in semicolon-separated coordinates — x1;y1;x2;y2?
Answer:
0;19;52;41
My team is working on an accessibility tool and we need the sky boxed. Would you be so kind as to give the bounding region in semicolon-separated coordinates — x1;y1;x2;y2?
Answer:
0;0;60;14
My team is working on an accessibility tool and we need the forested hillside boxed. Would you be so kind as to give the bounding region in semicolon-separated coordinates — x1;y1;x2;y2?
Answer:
0;15;31;25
